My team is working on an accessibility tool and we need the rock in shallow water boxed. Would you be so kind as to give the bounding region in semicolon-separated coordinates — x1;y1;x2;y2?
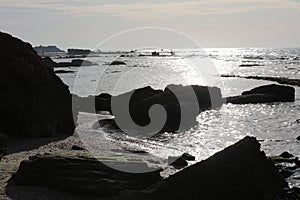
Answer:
226;84;295;104
78;84;224;133
0;31;76;138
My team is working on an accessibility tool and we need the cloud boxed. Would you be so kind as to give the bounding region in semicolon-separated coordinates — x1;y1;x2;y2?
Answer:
1;0;300;19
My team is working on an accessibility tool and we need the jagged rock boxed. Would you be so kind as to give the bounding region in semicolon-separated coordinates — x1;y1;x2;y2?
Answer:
226;84;295;104
148;137;289;200
110;61;126;65
0;31;75;137
11;154;162;197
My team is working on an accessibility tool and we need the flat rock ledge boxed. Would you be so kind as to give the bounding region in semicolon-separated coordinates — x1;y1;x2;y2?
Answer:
9;154;162;197
9;137;300;200
226;84;295;104
221;74;300;87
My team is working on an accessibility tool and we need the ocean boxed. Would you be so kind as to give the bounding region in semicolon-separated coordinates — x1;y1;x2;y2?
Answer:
55;47;300;187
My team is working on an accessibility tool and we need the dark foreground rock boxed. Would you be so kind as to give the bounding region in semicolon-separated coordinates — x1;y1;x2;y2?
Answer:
226;84;295;104
10;154;162;197
221;74;300;87
10;137;300;200
43;56;94;68
75;85;223;133
0;31;75;138
142;137;292;200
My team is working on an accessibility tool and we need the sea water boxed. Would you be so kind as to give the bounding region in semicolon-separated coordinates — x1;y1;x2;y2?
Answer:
55;47;300;186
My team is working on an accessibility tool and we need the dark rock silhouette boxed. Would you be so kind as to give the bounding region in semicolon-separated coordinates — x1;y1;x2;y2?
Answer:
110;60;126;65
42;56;94;68
76;85;223;133
70;145;85;151
297;136;300;140
226;84;295;104
10;154;162;196
221;74;300;87
0;31;75;138
181;153;195;161
147;137;289;200
10;137;298;199
54;70;74;74
279;151;295;159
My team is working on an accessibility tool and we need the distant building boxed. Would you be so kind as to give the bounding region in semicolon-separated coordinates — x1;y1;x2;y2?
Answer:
34;45;65;55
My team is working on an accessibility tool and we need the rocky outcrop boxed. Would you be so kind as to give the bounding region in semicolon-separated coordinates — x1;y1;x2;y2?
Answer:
0;31;75;138
226;84;295;104
76;85;223;133
147;137;290;200
43;57;94;68
221;74;300;87
10;154;162;196
10;137;298;200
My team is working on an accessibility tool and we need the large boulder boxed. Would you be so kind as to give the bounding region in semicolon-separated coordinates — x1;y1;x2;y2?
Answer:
226;84;295;104
82;85;223;133
0;32;75;138
148;137;289;200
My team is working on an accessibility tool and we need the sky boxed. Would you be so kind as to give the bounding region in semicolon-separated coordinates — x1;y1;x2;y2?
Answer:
1;0;300;50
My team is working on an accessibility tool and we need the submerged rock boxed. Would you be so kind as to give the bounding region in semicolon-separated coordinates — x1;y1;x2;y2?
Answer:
10;154;162;197
226;84;295;104
0;31;75;138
